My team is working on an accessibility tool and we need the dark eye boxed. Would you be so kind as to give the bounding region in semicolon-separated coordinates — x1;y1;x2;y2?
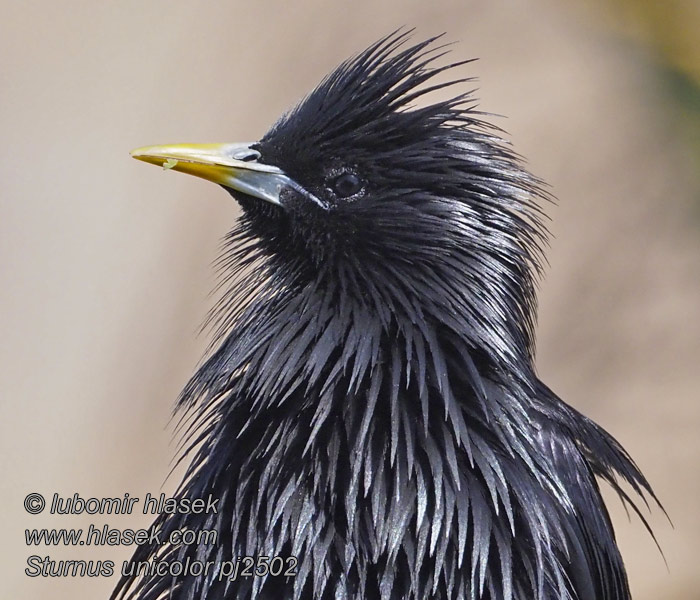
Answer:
332;172;363;198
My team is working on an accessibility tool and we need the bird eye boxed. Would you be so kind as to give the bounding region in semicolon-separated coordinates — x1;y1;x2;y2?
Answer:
332;172;363;198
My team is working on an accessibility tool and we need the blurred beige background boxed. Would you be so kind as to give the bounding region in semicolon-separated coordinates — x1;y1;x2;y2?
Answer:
1;2;698;599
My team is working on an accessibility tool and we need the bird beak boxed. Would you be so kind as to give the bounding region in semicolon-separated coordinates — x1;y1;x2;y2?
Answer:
130;142;294;206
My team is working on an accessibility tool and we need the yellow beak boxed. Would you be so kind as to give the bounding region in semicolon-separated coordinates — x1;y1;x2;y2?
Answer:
130;142;295;206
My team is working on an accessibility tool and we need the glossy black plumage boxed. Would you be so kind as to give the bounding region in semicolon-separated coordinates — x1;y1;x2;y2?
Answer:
114;32;658;600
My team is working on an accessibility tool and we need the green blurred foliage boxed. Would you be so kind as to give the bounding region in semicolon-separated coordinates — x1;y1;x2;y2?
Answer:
598;0;700;84
590;0;700;188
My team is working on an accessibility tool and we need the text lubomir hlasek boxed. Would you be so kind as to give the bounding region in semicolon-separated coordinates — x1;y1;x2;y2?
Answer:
49;493;219;515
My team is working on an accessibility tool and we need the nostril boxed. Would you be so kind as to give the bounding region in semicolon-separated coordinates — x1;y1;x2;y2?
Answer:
232;148;261;162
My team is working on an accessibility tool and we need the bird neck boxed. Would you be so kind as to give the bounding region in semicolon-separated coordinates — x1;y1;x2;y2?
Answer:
180;264;539;458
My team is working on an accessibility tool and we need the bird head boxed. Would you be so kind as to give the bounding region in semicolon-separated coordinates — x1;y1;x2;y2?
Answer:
132;31;547;373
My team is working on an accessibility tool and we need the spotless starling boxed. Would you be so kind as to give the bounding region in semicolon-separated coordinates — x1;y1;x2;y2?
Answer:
117;31;659;600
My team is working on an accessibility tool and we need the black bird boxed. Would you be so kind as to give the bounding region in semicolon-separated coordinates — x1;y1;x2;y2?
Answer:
116;31;658;600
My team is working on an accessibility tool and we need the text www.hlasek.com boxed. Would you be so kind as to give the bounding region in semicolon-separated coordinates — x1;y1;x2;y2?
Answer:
26;524;217;547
